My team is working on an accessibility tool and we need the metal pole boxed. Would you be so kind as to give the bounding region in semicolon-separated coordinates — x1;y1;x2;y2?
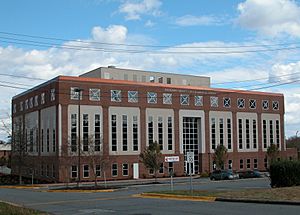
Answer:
171;175;173;191
189;162;193;195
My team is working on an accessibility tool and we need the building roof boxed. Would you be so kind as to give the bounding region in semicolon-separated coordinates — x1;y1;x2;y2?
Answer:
58;76;283;97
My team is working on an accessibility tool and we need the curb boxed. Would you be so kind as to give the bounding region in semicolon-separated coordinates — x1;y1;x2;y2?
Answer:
45;189;115;193
0;185;42;189
216;197;300;206
137;193;216;202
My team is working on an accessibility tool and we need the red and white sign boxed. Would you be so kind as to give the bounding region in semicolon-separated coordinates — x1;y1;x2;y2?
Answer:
165;156;180;162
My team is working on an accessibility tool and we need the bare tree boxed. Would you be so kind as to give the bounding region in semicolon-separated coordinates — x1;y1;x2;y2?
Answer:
213;145;228;170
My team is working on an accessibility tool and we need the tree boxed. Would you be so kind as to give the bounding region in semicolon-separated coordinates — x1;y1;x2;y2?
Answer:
213;145;228;170
140;141;162;182
267;143;279;164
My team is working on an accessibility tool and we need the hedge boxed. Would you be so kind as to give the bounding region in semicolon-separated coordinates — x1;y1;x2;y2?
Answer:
270;160;300;187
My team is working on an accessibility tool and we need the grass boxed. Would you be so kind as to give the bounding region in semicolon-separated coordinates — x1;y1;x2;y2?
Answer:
149;186;300;202
0;202;47;215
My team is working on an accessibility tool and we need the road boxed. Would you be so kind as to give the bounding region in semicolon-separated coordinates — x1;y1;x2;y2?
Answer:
0;178;299;215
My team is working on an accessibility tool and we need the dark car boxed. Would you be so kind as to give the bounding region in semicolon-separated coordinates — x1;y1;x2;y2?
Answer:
210;170;239;180
238;170;261;179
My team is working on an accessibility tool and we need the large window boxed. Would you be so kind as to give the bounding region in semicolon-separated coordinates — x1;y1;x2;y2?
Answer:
71;114;77;152
95;114;101;151
158;117;163;150
52;129;56;152
111;115;117;151
263;120;267;149
46;129;50;152
276;120;280;148
211;118;216;150
227;118;232;150
168;117;172;150
246;119;250;149
133;116;138;151
148;116;154;145
122;115;128;151
219;118;224;146
238;119;243;149
253;119;257;149
83;114;89;152
41;129;44;152
270;120;274;144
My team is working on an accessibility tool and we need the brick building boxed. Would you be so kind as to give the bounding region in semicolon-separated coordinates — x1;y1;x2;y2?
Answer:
11;67;297;182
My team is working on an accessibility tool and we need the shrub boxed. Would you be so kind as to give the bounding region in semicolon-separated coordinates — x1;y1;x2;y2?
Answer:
270;160;300;187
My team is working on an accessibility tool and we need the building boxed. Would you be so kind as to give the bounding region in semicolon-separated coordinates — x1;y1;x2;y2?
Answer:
11;67;297;182
0;142;11;161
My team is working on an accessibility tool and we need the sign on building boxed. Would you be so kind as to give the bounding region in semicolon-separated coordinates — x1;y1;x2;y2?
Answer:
165;156;180;162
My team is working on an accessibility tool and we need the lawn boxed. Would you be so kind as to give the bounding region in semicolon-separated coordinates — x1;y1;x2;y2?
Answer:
149;186;300;202
0;202;47;215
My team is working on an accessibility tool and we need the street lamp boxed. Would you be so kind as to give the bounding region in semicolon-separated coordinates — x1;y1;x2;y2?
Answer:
74;88;83;186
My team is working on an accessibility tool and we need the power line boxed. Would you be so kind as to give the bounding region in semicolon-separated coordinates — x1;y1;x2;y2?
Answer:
0;73;46;81
1;31;300;49
249;79;300;91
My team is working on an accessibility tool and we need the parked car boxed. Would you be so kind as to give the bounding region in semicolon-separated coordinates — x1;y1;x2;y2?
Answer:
209;170;239;180
237;170;262;179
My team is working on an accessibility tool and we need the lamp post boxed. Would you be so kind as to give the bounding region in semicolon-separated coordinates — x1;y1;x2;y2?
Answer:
74;88;83;186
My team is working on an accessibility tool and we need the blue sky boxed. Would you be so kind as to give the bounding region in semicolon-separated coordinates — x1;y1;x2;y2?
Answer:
0;0;300;139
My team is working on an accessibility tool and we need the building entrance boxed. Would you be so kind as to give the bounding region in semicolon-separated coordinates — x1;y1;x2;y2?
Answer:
183;117;201;175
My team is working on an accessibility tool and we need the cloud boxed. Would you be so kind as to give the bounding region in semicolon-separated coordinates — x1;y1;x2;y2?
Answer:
119;0;162;20
175;15;223;26
270;61;300;82
91;25;127;43
237;0;300;37
145;20;155;27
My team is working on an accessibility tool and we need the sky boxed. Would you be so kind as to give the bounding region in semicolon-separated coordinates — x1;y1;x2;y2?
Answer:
0;0;300;140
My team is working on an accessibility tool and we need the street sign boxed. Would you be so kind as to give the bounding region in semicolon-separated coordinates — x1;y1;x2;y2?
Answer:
165;156;179;162
187;152;194;163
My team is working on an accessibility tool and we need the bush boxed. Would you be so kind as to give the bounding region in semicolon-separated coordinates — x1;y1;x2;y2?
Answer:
270;160;300;187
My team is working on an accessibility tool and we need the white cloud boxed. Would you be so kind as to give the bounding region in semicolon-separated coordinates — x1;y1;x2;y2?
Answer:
145;20;155;27
175;15;222;26
237;0;300;37
271;61;300;82
119;0;162;20
91;25;127;43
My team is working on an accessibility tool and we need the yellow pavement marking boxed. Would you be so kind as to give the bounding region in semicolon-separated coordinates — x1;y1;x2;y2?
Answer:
135;193;216;202
0;185;42;189
27;195;133;206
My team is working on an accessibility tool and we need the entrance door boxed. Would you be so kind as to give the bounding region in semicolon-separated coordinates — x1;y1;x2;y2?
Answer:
183;117;201;175
133;163;139;179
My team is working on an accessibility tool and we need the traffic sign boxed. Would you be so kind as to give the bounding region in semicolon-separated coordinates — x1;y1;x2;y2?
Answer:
187;152;194;163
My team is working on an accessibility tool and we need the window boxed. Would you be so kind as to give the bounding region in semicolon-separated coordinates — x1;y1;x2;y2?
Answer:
211;118;216;150
270;120;274;144
147;92;157;104
83;165;89;178
237;98;245;109
50;89;55;101
122;115;128;151
41;129;44;153
29;97;33;108
149;76;155;82
238;119;243;149
124;74;128;80
254;158;258;169
20;101;23;111
227;118;232;150
111;90;121;102
159;163;164;174
262;100;269;110
34;95;38;107
25;99;28;110
275;120;280;148
223;97;231;108
168;162;174;175
122;163;129;176
128;91;138;103
246;119;250;149
158;117;163;150
70;87;82;100
148;116;153;145
41;93;45;104
111;115;117;151
167;77;171;84
71;114;77;152
167;117;172;151
180;94;189;105
71;165;78;178
142;75;146;82
46;129;50;152
133;116;138;151
133;74;137;81
36;128;39;152
246;159;251;169
29;129;33;152
52;129;56;152
163;93;172;105
194;95;203;106
83;114;89;152
46;164;49;177
52;164;56;178
96;164;101;177
264;157;268;169
240;159;244;169
13;104;16;113
95;114;101;151
263;120;267;148
219;118;224;145
89;88;100;101
228;160;232;170
249;99;256;109
210;96;218;107
253;119;257;149
104;72;110;79
112;163;118;177
158;77;163;83
272;101;279;110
